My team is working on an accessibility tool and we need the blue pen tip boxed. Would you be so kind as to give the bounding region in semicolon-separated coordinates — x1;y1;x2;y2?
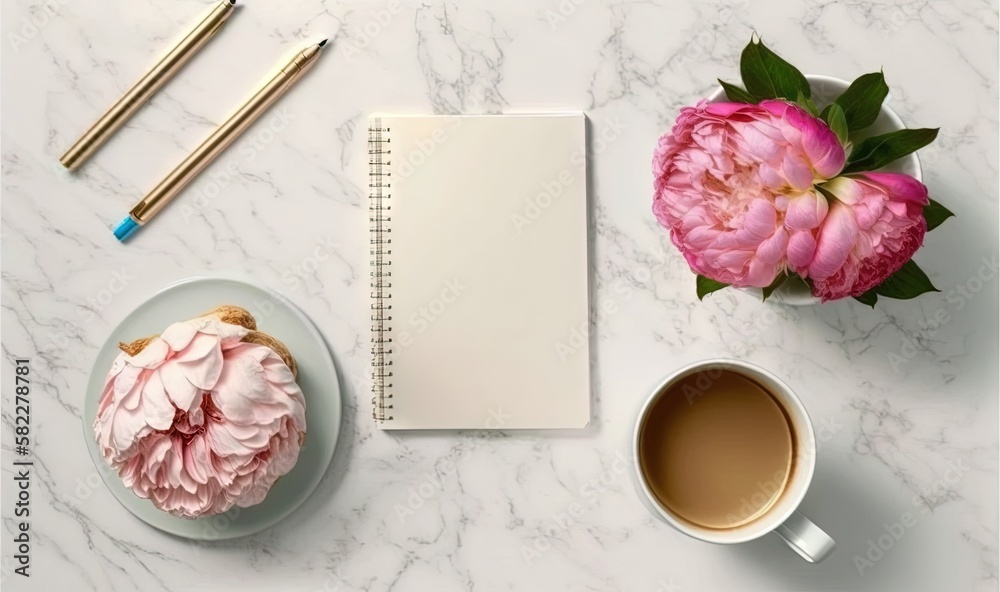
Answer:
113;216;140;242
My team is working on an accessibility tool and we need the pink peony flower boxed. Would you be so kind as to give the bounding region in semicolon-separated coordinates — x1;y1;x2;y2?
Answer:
798;173;929;301
94;315;306;518
653;99;845;288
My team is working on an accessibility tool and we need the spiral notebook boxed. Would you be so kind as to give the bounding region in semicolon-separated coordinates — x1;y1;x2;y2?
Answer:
368;114;590;430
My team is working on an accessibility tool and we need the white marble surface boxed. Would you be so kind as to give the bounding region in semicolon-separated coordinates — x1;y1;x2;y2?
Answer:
2;0;998;590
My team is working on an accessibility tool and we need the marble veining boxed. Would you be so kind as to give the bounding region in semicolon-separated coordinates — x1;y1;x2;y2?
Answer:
1;0;997;590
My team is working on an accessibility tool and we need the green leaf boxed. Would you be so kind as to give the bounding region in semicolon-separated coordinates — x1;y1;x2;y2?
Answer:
844;128;939;174
761;274;788;301
872;259;939;299
740;36;810;101
834;71;890;131
822;102;849;144
924;198;955;231
795;90;819;117
854;290;878;307
696;275;730;300
785;274;812;294
820;104;832;119
718;79;756;103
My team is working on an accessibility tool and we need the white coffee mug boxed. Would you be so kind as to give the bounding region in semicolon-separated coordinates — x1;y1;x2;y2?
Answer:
632;359;835;563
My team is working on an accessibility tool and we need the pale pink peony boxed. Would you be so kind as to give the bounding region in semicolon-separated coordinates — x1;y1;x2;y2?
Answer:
653;99;845;287
93;315;306;518
796;173;929;301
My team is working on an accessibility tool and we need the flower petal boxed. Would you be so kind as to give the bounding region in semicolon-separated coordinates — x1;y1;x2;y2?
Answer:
809;201;860;281
141;372;176;431
785;190;830;231
787;231;818;273
158;361;201;411
756;228;789;265
820;176;863;205
855;172;930;205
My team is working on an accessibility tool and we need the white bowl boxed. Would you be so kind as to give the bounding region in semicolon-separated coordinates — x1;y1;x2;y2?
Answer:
706;74;921;305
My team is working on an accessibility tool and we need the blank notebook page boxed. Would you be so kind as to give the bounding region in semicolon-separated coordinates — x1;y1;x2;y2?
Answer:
369;114;590;429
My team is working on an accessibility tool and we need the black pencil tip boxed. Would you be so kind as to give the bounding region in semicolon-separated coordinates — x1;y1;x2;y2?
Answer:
228;0;236;5
318;39;328;48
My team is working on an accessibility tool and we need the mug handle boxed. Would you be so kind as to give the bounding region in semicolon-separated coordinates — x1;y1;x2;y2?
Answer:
774;511;836;563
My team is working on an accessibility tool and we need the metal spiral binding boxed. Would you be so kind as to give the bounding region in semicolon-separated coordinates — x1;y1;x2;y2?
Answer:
369;119;394;422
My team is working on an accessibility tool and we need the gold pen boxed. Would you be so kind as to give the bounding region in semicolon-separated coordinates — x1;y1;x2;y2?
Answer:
60;0;237;171
113;39;327;241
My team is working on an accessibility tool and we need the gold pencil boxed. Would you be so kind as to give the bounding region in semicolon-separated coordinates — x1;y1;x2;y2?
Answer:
60;0;237;171
113;39;327;241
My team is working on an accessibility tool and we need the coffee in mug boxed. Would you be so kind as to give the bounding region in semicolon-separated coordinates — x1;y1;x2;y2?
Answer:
632;360;835;562
638;369;795;528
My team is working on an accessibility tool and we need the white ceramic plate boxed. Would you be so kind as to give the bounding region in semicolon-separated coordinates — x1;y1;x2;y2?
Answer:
82;277;341;540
